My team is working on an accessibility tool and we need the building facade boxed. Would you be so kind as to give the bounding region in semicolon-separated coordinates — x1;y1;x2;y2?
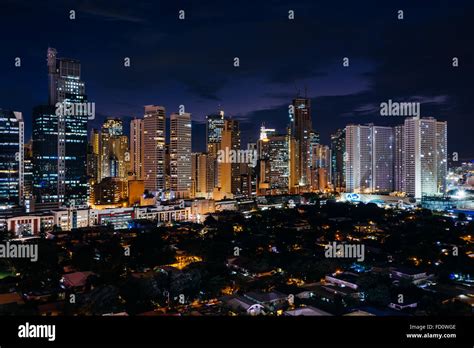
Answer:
0;110;24;210
143;105;166;193
170;112;192;198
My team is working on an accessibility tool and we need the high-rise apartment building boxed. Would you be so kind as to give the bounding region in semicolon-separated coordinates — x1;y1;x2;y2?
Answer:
143;105;166;192
330;129;345;192
87;128;100;184
394;125;404;192
403;117;447;198
291;98;312;191
436;121;448;194
192;152;213;198
170;112;192;198
345;124;394;193
99;118;129;180
372;126;394;192
130;118;144;180
217;119;241;197
311;144;331;192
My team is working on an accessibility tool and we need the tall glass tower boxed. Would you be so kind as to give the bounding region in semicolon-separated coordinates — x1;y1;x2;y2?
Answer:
33;48;88;208
0;110;24;210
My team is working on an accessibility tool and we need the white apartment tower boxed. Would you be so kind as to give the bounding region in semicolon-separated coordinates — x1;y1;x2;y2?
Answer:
403;117;447;198
345;124;394;193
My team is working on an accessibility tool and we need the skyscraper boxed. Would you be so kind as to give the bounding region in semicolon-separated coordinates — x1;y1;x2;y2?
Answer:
311;144;331;192
394;125;404;192
191;152;212;198
48;48;88;206
130;118;144;180
288;127;300;194
87;128;100;183
0;110;24;210
218;119;241;197
330;129;345;192
143;105;166;193
345;124;372;193
99;118;129;180
170;112;192;198
267;134;290;194
33;105;59;207
372;126;394;192
345;124;394;193
206;110;225;190
33;48;89;208
206;110;225;156
403;117;447;198
23;139;33;210
436;121;448;194
291;98;312;191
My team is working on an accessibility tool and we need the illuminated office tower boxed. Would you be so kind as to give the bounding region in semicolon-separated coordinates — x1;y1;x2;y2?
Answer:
206;110;225;156
291;98;312;191
33;48;88;208
23;140;33;209
206;110;225;189
143;105;166;192
33;105;59;208
403;117;446;198
257;126;277;194
90;128;100;154
345;124;394;193
99;118;129;180
130;118;144;179
240;143;257;197
87;128;100;183
192;152;212;198
46;47;88;206
308;131;321;191
308;131;320;164
288;128;300;194
267;135;290;194
0;110;24;210
257;127;271;194
311;144;331;192
330;129;345;192
218;119;241;197
170;112;192;198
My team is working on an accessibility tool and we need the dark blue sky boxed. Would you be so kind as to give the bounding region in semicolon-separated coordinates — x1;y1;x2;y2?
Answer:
1;0;473;157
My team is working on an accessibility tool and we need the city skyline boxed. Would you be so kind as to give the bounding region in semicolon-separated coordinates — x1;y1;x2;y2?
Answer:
0;45;457;211
1;0;473;158
0;2;473;339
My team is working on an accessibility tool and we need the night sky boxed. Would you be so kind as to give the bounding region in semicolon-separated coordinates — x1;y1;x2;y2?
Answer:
1;0;473;157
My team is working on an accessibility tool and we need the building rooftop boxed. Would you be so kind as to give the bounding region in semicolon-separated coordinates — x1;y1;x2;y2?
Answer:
244;291;287;304
284;305;332;316
61;271;94;288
